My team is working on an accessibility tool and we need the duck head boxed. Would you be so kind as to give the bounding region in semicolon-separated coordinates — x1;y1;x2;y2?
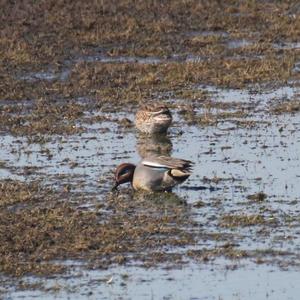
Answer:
149;106;172;125
112;163;136;191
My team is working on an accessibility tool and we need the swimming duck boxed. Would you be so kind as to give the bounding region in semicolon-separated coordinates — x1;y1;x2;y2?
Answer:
135;104;172;134
112;156;193;192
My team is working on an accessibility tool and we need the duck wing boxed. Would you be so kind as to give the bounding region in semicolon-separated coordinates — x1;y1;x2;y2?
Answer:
142;156;194;171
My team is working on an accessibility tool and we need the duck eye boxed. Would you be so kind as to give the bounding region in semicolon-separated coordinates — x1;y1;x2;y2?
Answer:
119;169;130;176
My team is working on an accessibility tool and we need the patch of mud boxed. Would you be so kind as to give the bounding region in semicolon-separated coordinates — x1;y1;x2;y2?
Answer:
0;184;197;277
1;1;300;298
271;100;300;114
1;82;300;282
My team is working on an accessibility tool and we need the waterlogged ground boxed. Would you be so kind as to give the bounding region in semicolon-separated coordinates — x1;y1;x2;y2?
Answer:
1;1;300;299
1;84;300;299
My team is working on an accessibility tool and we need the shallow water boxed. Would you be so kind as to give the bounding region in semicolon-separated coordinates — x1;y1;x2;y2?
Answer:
273;42;300;50
19;69;71;82
1;84;300;299
227;39;253;49
3;260;300;300
185;30;229;38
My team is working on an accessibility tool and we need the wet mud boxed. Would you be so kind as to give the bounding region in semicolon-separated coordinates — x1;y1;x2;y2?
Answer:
1;0;300;299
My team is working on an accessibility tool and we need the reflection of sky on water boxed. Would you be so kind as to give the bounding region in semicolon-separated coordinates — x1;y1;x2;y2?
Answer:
4;260;300;300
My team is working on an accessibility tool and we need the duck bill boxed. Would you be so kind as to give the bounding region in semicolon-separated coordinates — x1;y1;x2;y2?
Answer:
111;183;119;192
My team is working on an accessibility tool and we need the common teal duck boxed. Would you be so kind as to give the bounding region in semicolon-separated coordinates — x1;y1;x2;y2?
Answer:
135;104;172;134
112;156;193;192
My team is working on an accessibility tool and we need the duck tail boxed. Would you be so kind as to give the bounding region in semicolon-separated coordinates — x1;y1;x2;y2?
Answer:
170;169;191;180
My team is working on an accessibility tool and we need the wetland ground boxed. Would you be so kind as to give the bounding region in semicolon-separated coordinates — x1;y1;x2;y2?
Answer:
1;1;300;299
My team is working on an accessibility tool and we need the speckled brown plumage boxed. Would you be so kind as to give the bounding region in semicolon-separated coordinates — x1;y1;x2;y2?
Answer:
135;103;172;134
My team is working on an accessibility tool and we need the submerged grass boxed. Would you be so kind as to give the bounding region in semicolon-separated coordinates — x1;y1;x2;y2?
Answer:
0;180;51;207
0;0;299;106
0;0;300;288
219;213;276;227
0;181;196;277
1;1;299;67
271;99;300;114
0;179;294;278
0;1;299;138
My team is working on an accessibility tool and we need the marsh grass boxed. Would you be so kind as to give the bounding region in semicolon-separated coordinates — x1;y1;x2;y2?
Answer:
1;0;300;283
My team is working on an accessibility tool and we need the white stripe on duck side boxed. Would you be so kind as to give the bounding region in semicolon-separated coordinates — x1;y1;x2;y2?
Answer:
141;156;194;170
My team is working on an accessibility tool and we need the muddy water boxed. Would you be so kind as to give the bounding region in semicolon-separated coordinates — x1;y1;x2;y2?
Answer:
3;260;300;299
1;84;300;299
